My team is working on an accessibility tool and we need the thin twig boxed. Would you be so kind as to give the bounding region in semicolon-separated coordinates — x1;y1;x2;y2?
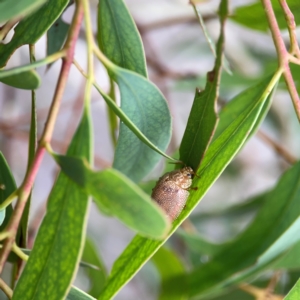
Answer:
0;0;84;275
257;130;297;165
0;278;12;299
279;0;300;58
261;0;300;121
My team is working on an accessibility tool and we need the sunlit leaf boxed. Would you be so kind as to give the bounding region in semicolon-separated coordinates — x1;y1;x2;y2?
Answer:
284;278;300;300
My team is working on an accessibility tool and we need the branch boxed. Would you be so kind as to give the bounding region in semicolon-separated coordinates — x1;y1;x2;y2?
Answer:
0;0;84;275
261;0;300;121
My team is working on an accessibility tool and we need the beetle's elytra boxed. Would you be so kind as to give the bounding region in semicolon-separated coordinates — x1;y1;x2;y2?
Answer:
151;166;194;221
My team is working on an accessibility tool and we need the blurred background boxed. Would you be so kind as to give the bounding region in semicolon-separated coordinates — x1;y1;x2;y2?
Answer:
0;0;300;299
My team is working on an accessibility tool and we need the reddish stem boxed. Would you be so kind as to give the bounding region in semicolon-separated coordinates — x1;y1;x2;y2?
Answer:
0;1;84;274
261;0;300;121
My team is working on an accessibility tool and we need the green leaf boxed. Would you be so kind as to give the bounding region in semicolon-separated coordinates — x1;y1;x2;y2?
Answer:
54;155;170;239
273;241;300;270
12;110;92;300
47;16;69;57
180;161;300;298
152;247;187;300
97;0;147;77
82;238;107;298
0;0;69;68
98;67;277;300
0;70;41;90
94;84;175;164
0;153;26;264
179;0;227;170
214;74;274;141
111;68;172;182
176;230;225;257
67;286;96;300
0;153;16;228
0;0;47;23
284;278;300;300
231;0;300;32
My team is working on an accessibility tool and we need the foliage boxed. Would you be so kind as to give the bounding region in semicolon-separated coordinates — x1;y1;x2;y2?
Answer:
0;0;299;299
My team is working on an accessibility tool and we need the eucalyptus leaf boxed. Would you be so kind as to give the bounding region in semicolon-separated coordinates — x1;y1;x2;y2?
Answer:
174;161;300;298
111;67;172;182
284;278;300;300
97;0;147;77
0;153;15;228
152;247;187;300
82;238;107;298
12;110;92;300
0;69;40;90
47;17;69;57
231;0;300;32
179;0;227;170
0;0;46;23
94;85;175;164
98;62;277;300
67;286;96;300
53;154;170;239
0;0;69;68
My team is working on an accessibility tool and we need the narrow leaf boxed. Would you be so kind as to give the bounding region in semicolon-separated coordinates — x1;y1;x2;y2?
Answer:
177;230;225;257
97;0;147;77
111;67;172;182
0;153;16;228
0;0;46;23
98;68;277;300
13;110;92;300
67;286;96;300
54;155;170;239
82;238;107;298
273;241;300;270
152;247;187;300
0;0;69;68
284;278;300;300
232;0;300;32
94;84;175;163
181;161;300;298
0;153;26;263
47;17;69;57
0;69;41;90
179;0;228;170
214;74;274;140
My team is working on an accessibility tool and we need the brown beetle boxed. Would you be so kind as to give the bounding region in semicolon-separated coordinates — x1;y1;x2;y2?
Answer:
151;166;194;221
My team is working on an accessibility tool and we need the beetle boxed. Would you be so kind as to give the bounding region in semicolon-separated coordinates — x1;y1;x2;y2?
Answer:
151;166;194;221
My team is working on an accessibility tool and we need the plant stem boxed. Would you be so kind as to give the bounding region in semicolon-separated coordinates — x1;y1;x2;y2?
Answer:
0;0;84;275
261;0;300;121
0;278;12;299
257;130;297;164
12;243;28;261
279;0;300;57
0;50;66;79
82;0;94;110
